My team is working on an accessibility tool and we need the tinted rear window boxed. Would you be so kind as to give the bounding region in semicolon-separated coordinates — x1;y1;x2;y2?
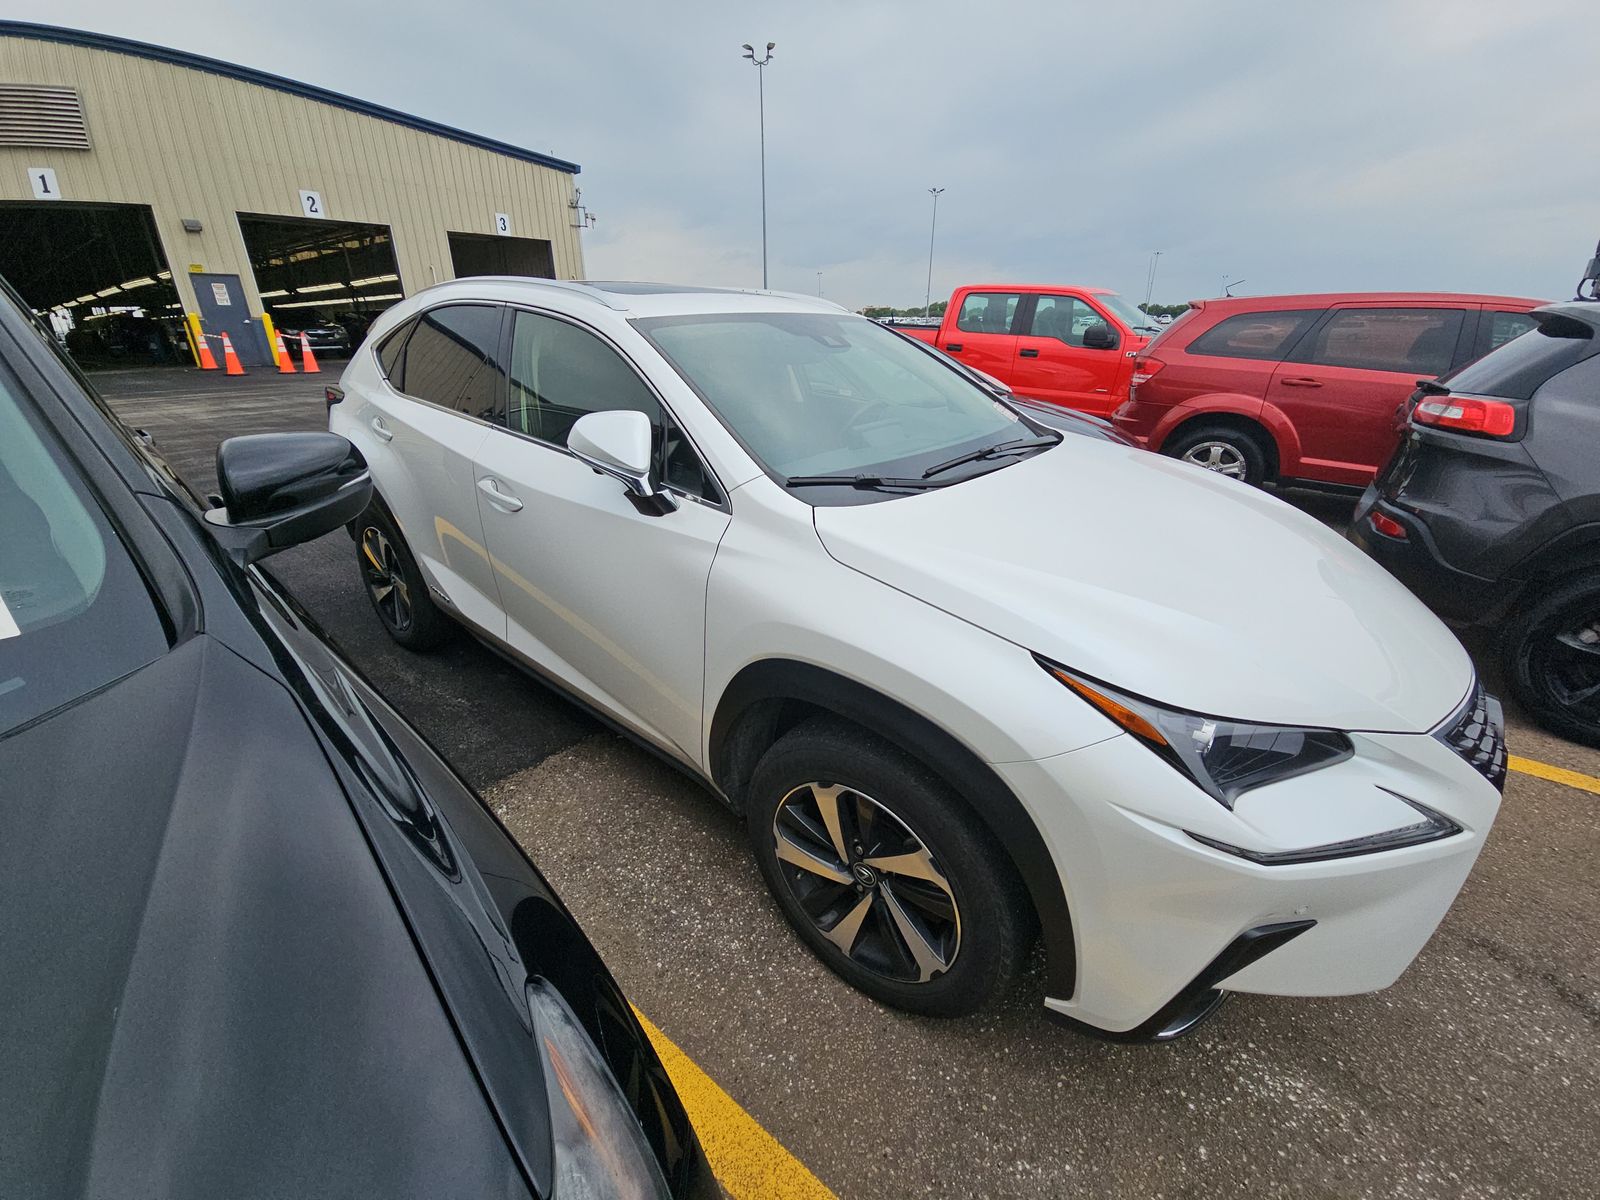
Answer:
1186;310;1321;361
1443;315;1596;400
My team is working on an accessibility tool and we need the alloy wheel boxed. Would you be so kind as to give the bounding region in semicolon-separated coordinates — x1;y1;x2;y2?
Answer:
360;525;413;633
1533;610;1600;722
1181;440;1248;478
770;782;961;984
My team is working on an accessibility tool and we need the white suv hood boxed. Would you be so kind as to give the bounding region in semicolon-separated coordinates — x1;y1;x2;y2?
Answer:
812;441;1471;733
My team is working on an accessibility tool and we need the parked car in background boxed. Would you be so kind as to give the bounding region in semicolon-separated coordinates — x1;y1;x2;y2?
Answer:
1111;291;1545;487
274;311;353;357
886;283;1162;415
334;278;1503;1042
0;279;713;1200
1351;301;1600;748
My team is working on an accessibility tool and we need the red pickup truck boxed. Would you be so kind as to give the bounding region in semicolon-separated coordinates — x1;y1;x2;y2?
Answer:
889;284;1160;415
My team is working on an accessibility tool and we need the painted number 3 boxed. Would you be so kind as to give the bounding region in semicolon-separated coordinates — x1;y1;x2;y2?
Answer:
497;215;509;233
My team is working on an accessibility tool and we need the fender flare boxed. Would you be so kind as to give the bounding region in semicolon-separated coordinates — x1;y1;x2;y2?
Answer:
709;659;1077;1000
1150;394;1302;477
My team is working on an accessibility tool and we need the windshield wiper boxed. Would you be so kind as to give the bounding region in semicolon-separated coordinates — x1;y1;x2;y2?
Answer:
786;474;950;490
921;435;1059;479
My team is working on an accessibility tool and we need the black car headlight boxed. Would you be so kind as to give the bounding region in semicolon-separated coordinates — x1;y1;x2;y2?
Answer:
527;978;672;1200
1039;658;1353;809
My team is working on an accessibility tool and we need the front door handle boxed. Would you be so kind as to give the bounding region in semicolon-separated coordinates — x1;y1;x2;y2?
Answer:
1279;377;1323;388
1019;348;1040;358
477;476;524;512
370;415;394;441
944;343;963;352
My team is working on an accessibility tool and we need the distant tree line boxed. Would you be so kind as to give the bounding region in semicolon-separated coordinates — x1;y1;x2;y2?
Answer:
860;301;947;319
1138;302;1189;318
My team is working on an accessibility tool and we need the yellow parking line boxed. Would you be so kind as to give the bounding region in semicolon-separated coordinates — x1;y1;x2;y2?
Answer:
633;1007;837;1200
1509;754;1600;796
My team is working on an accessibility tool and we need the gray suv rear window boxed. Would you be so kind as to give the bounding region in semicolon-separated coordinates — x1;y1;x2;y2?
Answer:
1444;315;1595;400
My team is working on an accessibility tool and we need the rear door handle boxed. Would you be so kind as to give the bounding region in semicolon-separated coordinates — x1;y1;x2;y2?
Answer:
1019;348;1040;358
477;476;524;512
370;415;394;441
1279;377;1323;388
944;343;963;352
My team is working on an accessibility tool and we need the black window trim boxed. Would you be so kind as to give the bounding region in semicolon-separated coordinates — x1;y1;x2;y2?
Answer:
1285;303;1471;374
491;303;729;512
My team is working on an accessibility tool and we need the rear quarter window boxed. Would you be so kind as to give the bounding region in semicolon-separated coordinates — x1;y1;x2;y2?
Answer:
1185;310;1321;361
1445;314;1596;400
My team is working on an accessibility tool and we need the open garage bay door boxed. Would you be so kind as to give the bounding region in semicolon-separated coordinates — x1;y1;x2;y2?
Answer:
0;202;186;367
238;212;405;356
448;232;555;280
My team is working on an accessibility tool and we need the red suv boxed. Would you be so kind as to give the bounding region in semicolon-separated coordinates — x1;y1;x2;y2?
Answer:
1110;292;1545;487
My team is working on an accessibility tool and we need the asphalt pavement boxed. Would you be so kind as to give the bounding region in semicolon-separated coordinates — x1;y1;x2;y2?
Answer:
95;364;1600;1200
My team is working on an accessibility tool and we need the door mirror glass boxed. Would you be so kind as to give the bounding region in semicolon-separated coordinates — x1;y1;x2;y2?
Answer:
1082;322;1118;350
205;432;372;564
567;410;676;513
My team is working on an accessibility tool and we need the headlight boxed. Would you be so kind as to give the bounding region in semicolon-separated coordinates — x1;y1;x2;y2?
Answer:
528;978;672;1200
1039;659;1353;808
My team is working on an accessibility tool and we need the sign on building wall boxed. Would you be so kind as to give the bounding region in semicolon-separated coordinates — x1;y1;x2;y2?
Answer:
211;282;232;307
299;189;325;218
495;212;511;236
27;166;60;200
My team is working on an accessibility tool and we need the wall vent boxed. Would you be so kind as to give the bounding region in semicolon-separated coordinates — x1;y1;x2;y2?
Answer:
0;84;90;149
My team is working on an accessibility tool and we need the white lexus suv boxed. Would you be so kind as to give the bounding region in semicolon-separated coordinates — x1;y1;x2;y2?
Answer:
330;279;1505;1041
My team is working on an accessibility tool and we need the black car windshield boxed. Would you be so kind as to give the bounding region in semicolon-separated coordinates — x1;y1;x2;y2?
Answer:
0;374;169;735
635;311;1042;485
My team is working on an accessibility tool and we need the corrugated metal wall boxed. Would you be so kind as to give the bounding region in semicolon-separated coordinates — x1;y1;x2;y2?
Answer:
0;36;585;315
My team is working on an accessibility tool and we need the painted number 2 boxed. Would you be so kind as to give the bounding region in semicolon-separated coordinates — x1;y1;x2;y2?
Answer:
300;189;325;218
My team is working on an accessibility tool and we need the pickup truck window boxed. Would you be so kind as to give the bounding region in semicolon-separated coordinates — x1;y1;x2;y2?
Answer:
1028;296;1105;347
955;293;1021;335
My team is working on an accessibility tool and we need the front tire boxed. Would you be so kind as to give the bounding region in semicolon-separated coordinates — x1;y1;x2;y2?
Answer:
1165;423;1269;485
1503;575;1600;749
356;506;450;650
745;717;1032;1017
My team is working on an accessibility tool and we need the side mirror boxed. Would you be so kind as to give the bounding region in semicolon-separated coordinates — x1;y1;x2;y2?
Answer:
567;410;676;514
1081;322;1119;351
204;432;372;564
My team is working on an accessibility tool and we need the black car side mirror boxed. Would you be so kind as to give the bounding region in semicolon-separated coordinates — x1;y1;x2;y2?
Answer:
204;432;372;565
1081;322;1119;351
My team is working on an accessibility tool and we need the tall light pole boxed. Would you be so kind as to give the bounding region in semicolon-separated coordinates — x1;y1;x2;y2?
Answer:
816;271;823;297
924;187;945;318
741;42;775;289
1143;250;1163;308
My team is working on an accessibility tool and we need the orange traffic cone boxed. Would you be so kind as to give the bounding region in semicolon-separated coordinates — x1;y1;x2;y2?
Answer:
194;326;218;371
219;332;246;376
274;331;297;373
298;331;321;374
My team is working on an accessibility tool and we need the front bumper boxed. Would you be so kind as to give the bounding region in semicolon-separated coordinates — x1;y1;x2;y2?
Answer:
992;711;1502;1038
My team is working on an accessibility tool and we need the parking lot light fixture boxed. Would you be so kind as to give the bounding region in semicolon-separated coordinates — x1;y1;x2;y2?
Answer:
924;187;945;318
742;42;776;289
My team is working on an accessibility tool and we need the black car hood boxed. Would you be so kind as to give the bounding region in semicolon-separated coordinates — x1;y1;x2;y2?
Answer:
0;635;531;1200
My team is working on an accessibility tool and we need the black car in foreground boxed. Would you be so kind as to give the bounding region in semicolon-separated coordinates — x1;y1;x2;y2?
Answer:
0;281;715;1200
1351;301;1600;748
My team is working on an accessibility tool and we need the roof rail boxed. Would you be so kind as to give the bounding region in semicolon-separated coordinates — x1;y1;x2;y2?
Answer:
412;276;629;311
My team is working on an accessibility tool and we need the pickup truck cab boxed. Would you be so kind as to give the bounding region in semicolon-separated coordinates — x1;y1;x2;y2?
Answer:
891;285;1160;416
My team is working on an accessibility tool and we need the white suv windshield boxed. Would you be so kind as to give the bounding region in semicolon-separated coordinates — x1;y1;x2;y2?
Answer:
636;312;1034;483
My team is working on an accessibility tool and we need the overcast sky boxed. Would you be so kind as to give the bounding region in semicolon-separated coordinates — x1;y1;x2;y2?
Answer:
17;1;1600;310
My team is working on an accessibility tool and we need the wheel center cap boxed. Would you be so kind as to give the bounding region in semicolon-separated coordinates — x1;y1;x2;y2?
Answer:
852;862;879;888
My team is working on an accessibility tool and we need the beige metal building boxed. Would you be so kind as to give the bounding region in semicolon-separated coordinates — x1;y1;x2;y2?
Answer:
0;20;586;366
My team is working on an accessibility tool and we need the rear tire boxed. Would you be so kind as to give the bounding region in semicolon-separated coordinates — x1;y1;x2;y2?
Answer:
1503;575;1600;749
1165;423;1269;486
356;505;450;651
745;716;1033;1017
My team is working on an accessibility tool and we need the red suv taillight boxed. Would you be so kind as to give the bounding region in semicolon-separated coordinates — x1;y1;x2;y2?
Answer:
1412;394;1516;438
1130;357;1166;390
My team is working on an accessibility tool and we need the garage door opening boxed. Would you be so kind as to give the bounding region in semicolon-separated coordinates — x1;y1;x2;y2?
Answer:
0;201;186;367
448;231;555;280
237;212;405;357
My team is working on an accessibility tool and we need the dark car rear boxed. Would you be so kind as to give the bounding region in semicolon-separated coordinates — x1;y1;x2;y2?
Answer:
1351;302;1600;747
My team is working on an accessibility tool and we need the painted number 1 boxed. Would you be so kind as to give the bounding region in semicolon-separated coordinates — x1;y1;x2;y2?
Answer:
28;167;60;200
